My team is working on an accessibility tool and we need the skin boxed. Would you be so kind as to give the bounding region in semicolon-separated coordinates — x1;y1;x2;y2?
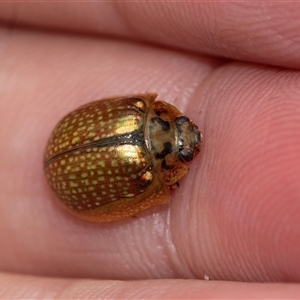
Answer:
0;2;300;299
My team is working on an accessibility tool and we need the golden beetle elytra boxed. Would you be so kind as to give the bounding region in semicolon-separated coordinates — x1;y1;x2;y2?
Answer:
44;93;202;222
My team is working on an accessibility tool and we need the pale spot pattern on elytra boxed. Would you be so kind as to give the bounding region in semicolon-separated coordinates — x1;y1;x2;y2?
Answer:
45;116;154;210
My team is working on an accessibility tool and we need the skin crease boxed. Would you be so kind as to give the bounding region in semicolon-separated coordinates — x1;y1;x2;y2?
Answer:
0;2;300;299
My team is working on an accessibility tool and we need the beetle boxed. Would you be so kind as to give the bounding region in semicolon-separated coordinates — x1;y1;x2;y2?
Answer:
43;93;202;222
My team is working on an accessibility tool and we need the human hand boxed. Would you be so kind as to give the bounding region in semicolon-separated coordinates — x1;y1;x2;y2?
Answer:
0;2;300;298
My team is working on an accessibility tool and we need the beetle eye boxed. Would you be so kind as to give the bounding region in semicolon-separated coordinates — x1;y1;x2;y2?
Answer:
179;150;193;162
176;116;190;125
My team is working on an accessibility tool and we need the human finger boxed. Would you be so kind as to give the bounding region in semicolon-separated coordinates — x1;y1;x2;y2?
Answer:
0;2;300;68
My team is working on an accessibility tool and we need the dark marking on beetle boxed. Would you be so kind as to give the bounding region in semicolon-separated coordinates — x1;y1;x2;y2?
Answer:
155;142;172;159
154;107;169;116
154;108;161;116
44;130;145;168
117;130;145;146
151;117;170;131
